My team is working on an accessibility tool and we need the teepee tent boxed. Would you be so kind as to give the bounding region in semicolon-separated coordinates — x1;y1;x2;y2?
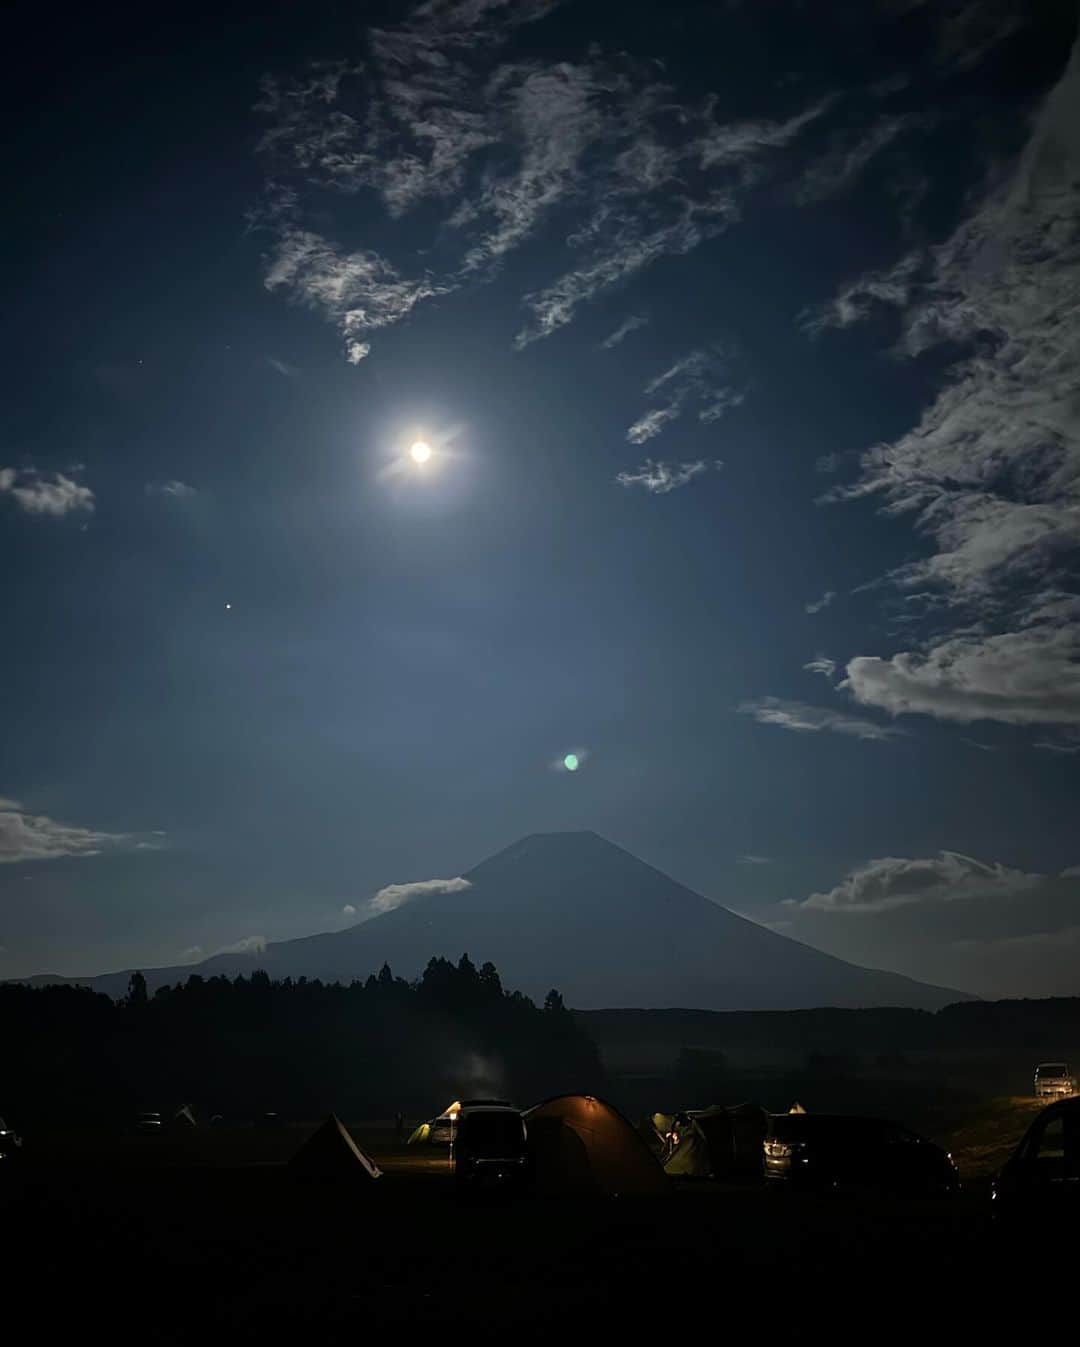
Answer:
525;1095;668;1196
289;1114;382;1181
789;1101;807;1114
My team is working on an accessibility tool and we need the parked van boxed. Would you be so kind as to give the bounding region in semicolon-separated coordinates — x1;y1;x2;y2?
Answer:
1034;1063;1077;1099
453;1103;529;1192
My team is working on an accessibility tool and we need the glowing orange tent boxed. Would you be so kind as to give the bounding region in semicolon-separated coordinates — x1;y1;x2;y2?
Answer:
524;1094;668;1196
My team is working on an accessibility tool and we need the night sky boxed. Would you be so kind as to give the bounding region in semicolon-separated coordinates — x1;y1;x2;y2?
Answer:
3;0;1079;999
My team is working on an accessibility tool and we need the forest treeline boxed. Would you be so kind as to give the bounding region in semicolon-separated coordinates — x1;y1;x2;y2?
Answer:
1;955;603;1129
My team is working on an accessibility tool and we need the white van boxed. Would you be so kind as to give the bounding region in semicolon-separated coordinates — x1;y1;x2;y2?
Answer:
1034;1063;1078;1099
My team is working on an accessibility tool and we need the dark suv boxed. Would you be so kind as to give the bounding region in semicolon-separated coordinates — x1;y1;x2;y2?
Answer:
764;1113;959;1195
993;1098;1079;1225
453;1104;529;1192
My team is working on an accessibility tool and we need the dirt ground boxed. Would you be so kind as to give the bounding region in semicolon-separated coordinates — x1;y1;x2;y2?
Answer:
2;1113;1058;1338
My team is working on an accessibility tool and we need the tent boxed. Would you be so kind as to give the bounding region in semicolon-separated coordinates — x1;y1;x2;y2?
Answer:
789;1101;807;1114
407;1100;462;1145
289;1114;382;1181
524;1094;669;1197
171;1104;198;1130
663;1103;768;1180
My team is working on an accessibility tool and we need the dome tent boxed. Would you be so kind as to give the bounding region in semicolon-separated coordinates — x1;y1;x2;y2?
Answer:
663;1103;768;1180
524;1094;668;1196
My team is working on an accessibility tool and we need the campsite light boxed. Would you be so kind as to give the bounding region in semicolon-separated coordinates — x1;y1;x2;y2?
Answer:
449;1111;459;1121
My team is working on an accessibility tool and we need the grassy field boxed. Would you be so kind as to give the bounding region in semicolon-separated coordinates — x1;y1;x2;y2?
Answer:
2;1100;1061;1338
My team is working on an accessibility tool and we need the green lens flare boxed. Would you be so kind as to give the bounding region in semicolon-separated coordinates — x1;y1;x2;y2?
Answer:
564;753;579;772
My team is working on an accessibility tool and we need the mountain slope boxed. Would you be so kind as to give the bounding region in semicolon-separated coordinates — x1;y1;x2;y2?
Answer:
24;832;969;1009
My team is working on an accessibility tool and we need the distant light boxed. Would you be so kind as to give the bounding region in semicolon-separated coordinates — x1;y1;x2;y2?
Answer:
225;603;232;611
410;440;432;465
563;753;579;772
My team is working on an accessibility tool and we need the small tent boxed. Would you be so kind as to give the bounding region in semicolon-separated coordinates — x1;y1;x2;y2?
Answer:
172;1104;198;1131
407;1100;462;1145
289;1114;382;1181
525;1095;668;1197
789;1101;807;1114
663;1102;768;1180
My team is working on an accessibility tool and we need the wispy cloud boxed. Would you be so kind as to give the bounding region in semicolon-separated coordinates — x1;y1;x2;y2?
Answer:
214;935;267;958
369;875;471;916
0;468;94;517
0;798;145;864
737;696;906;742
737;854;773;866
792;114;918;204
624;347;745;444
257;6;833;359
267;357;299;377
804;656;837;679
810;33;1080;730
804;590;835;615
615;459;715;495
146;480;197;499
600;314;648;349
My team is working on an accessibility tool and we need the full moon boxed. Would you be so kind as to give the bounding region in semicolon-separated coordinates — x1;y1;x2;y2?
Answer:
409;440;432;465
563;753;580;772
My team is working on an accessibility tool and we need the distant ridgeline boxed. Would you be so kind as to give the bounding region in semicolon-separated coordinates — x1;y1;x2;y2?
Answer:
0;956;601;1128
578;1000;1080;1082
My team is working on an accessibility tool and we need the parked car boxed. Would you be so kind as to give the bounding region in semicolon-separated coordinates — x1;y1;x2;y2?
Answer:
453;1103;529;1192
135;1111;163;1134
1034;1062;1077;1099
763;1113;959;1195
993;1097;1079;1224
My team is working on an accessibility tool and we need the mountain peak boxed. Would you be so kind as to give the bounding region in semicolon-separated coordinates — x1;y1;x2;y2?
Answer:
465;830;630;880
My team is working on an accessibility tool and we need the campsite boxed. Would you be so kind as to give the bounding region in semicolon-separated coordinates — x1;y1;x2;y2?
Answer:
3;1085;1069;1336
4;973;1079;1332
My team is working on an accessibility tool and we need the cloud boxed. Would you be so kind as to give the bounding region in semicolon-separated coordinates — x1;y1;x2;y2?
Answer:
146;480;197;499
615;459;712;495
600;314;648;349
342;903;357;915
804;590;835;615
262;227;449;361
369;875;471;916
768;850;1080;997
932;1;1025;72
809;34;1080;730
267;357;299;377
793;113;919;204
0;468;94;517
257;7;832;358
737;696;907;742
214;935;267;958
841;598;1080;726
0;798;138;864
346;341;371;364
737;854;772;866
804;656;837;679
798;851;1041;914
179;945;204;963
624;347;745;444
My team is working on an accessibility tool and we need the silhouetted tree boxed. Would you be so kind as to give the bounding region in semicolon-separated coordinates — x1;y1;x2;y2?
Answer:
125;971;148;1009
543;989;566;1014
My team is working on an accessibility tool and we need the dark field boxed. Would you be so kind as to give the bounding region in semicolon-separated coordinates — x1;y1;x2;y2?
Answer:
3;1106;1057;1339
